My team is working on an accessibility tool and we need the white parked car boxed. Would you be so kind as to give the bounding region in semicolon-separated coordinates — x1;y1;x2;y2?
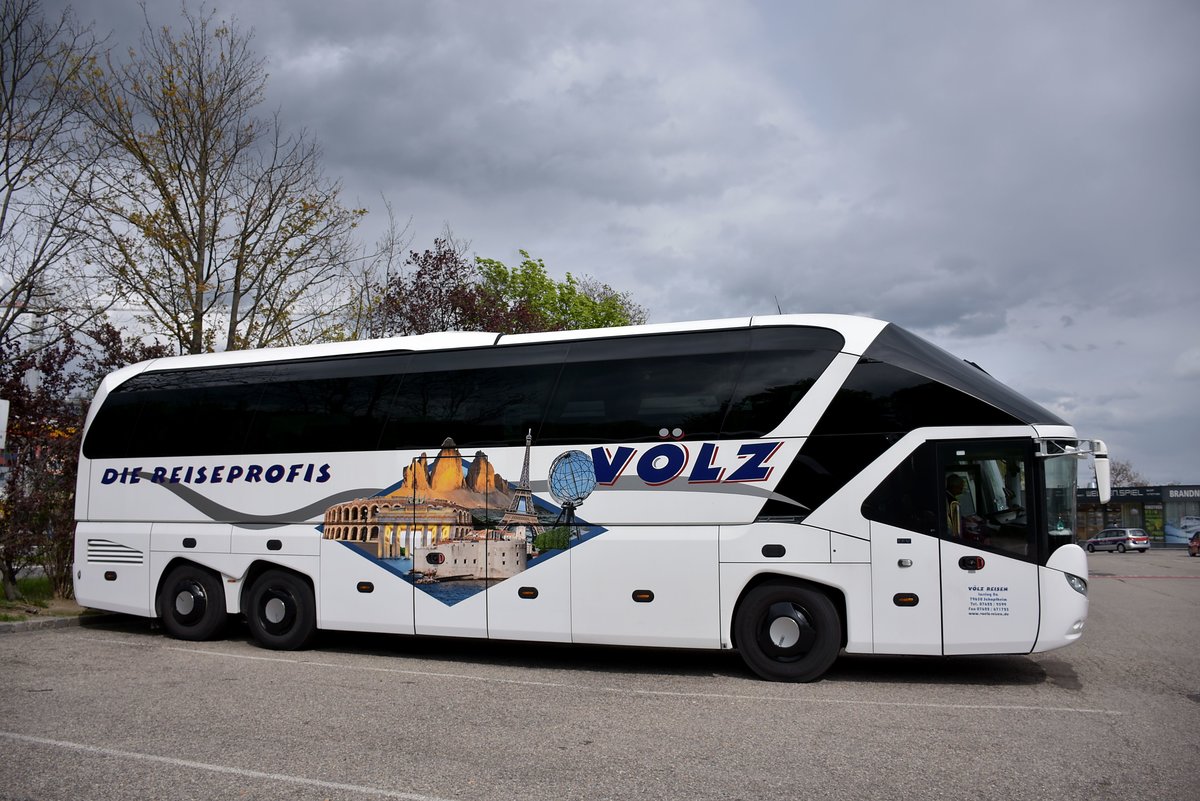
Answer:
1084;528;1150;553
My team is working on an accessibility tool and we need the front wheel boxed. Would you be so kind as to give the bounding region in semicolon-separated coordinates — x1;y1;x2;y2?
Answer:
245;570;316;650
158;564;227;641
1117;543;1126;553
1086;543;1095;553
734;582;841;682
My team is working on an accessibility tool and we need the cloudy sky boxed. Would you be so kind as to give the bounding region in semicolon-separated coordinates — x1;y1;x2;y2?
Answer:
66;0;1198;484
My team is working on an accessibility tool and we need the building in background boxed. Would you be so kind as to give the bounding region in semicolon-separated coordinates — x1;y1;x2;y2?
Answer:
1077;485;1200;544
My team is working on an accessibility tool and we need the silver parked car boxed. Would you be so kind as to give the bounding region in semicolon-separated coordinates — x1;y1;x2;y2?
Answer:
1084;528;1151;553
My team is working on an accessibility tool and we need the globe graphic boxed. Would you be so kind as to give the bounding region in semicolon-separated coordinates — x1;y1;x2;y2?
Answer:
548;450;598;508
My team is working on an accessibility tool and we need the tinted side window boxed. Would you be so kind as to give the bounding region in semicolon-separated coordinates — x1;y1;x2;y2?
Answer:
813;359;1021;436
722;327;844;438
242;354;410;454
380;344;567;449
862;443;939;534
757;432;901;522
85;365;273;458
540;331;749;444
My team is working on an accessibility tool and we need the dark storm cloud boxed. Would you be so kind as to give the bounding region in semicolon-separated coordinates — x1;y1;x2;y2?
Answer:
52;0;1200;482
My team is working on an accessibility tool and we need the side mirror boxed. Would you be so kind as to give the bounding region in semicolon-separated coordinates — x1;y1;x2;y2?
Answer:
1092;440;1111;504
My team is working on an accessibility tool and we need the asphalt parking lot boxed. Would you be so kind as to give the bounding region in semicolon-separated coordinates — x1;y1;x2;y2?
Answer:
2;548;1197;801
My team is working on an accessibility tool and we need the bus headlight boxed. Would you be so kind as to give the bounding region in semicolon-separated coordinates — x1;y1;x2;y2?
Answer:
1065;572;1087;596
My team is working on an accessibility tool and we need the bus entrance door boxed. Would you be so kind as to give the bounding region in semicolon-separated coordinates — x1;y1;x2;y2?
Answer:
939;541;1039;654
937;440;1039;655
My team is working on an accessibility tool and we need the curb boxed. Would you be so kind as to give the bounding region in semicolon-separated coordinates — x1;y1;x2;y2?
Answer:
0;613;118;634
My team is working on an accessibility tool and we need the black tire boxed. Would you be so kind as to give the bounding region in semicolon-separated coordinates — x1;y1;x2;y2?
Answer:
1086;544;1095;553
245;570;316;650
734;582;841;682
1117;543;1126;553
157;564;228;641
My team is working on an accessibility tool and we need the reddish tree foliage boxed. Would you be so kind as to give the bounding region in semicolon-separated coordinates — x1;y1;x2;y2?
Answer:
0;325;170;599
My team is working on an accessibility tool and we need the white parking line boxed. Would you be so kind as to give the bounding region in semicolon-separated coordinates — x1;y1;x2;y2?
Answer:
78;633;1123;716
0;731;456;801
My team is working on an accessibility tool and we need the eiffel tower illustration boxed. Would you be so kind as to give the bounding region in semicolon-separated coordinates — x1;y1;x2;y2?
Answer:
499;430;541;539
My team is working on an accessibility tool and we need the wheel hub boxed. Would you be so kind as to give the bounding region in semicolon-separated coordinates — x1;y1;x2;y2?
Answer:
769;616;802;648
175;590;197;616
264;597;287;624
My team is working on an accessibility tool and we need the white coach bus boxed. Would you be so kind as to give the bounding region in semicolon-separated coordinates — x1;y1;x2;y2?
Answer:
73;315;1111;681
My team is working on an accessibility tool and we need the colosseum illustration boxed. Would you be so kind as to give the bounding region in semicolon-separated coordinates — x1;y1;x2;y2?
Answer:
321;435;542;582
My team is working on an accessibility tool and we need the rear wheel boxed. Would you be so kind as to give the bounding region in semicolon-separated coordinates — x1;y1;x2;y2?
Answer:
158;564;227;641
1117;543;1126;553
734;582;841;682
245;570;316;650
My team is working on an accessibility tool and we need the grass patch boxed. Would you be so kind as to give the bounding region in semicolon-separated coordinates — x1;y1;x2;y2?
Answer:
17;574;54;603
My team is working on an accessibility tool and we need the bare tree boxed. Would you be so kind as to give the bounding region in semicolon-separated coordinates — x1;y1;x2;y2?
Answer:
71;4;370;353
1109;458;1149;488
0;0;103;352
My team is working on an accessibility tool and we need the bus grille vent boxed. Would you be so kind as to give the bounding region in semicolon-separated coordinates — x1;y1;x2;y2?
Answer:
87;539;144;564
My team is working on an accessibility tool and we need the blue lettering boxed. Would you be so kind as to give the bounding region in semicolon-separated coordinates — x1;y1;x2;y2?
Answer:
169;466;183;484
265;464;285;483
211;465;225;483
194;466;207;483
184;466;193;483
245;465;263;482
226;465;243;482
101;468;118;485
316;464;331;483
151;467;167;484
637;443;688;486
687;443;724;483
591;447;635;485
287;464;303;482
726;442;782;483
304;463;315;482
129;467;142;484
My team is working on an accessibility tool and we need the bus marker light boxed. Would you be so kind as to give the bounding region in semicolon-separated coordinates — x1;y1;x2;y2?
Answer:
518;587;539;599
893;593;919;606
104;571;117;582
632;590;655;603
958;556;985;571
267;539;282;551
357;582;374;594
182;537;196;549
761;544;786;558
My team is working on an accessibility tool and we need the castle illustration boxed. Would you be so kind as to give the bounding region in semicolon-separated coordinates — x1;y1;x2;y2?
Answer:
321;435;542;582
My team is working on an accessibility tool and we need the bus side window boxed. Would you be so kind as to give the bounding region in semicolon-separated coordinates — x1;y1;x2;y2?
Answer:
540;331;748;444
861;443;939;535
720;327;843;439
937;442;1034;559
380;344;567;449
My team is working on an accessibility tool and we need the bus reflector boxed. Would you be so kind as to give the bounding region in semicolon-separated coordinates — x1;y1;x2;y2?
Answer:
518;587;539;599
104;571;117;581
267;539;282;551
357;582;374;593
632;590;654;603
893;593;919;606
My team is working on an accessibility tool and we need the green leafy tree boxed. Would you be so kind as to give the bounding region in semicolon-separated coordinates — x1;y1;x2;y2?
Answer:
71;4;370;353
472;250;646;333
370;236;648;337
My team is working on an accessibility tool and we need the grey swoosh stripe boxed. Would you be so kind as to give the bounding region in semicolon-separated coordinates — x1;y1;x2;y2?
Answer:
136;471;382;527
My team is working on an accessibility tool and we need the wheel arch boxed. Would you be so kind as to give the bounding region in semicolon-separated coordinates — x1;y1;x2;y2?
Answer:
729;572;848;651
